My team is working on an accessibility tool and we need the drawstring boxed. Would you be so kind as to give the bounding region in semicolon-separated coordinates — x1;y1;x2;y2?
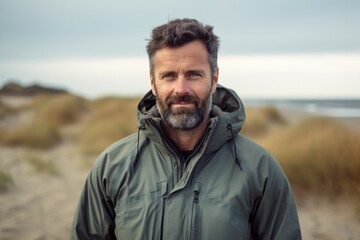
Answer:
134;123;241;170
133;123;145;169
227;124;242;171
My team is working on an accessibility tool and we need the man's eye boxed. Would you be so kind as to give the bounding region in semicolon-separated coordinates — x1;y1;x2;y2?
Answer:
162;73;175;79
188;72;201;78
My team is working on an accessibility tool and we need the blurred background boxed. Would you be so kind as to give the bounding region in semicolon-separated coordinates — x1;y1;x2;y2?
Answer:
0;0;359;239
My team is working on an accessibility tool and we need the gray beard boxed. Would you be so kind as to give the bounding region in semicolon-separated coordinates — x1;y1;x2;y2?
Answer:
156;93;213;131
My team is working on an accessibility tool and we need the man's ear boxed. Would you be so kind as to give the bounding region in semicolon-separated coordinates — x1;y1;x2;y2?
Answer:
212;67;219;94
150;72;156;96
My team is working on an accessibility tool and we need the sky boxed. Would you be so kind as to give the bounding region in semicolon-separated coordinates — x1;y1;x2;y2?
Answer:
0;0;359;99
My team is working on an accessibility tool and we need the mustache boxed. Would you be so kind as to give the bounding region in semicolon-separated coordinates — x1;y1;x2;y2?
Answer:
167;94;199;104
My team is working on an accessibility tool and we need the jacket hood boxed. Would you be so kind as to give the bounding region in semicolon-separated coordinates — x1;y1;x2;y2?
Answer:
137;85;246;156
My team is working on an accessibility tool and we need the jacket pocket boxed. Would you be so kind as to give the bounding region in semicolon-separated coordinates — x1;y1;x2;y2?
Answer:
190;183;201;240
114;181;168;239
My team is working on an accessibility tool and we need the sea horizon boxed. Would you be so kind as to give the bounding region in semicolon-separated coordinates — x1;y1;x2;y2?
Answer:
243;98;360;118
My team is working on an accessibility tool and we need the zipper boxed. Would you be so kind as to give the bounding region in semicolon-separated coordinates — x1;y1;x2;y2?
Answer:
191;184;201;240
148;119;185;182
148;119;214;184
159;182;168;240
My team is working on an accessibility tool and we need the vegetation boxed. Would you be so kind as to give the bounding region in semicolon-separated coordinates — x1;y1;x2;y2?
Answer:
32;93;88;126
242;106;286;137
0;93;87;149
0;98;14;118
0;122;61;149
25;154;60;175
261;117;360;200
79;96;140;156
0;169;13;192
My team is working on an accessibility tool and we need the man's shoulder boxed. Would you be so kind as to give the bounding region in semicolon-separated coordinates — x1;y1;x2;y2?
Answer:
235;134;282;172
235;134;270;156
91;132;139;171
104;132;139;155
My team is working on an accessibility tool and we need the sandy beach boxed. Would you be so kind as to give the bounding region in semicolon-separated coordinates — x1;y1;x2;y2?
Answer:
0;96;360;240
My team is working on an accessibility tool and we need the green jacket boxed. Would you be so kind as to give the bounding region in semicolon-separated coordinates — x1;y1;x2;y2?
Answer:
72;85;302;240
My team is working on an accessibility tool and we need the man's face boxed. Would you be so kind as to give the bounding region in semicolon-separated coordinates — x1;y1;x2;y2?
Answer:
151;40;218;130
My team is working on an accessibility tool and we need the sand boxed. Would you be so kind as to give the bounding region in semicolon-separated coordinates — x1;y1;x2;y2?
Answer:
0;124;89;240
0;97;360;239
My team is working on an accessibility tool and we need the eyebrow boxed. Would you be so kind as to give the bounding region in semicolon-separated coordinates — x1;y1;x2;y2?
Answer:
158;70;176;77
187;69;206;75
159;69;206;75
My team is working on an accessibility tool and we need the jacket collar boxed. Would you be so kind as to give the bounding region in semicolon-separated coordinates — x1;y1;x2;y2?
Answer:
137;85;246;155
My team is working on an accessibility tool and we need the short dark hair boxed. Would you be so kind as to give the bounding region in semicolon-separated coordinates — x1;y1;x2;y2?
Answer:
146;18;220;76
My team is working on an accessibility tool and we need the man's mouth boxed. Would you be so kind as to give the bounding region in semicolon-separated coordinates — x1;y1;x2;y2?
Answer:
171;102;195;110
172;101;194;105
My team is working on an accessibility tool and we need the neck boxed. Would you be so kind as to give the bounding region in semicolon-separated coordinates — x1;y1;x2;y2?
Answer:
163;118;209;151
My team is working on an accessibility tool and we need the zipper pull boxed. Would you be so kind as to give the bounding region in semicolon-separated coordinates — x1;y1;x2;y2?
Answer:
193;190;199;203
193;183;200;203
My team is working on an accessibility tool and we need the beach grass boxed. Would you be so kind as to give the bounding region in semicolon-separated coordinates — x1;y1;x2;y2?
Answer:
33;93;88;126
0;98;14;118
242;106;287;137
24;154;60;175
260;117;360;200
0;169;13;192
79;96;140;156
0;121;61;149
0;94;87;149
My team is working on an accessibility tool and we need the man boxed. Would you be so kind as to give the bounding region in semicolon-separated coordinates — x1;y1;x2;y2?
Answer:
72;18;302;239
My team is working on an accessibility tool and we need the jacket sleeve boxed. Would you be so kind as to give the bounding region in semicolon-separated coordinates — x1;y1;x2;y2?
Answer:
250;154;302;240
71;154;116;240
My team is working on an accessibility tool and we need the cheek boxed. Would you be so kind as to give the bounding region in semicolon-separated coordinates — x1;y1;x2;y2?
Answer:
193;84;212;98
153;80;175;98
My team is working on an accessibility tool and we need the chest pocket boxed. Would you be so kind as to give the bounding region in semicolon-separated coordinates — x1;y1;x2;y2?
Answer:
114;181;168;239
191;183;252;240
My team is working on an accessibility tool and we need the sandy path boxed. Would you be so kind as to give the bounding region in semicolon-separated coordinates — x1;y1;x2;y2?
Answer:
0;131;89;240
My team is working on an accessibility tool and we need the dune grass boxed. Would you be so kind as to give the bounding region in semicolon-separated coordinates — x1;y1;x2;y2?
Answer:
0;94;88;149
79;96;140;156
0;121;61;149
24;154;60;175
0;98;14;118
32;93;88;126
261;117;360;200
0;169;13;192
242;106;287;137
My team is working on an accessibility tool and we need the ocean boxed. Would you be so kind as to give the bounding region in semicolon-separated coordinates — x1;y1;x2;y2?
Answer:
243;99;360;118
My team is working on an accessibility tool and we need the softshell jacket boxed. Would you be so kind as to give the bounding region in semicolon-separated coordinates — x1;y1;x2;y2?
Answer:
72;85;302;240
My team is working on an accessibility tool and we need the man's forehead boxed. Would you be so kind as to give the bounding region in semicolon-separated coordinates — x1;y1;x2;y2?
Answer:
153;41;209;70
154;41;207;58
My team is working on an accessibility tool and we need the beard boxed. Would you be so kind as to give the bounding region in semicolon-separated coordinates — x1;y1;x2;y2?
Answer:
156;91;213;131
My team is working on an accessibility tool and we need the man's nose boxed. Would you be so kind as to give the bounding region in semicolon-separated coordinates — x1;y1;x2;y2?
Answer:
175;75;190;95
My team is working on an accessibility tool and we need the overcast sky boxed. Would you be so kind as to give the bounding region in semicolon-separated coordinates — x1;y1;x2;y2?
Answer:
0;0;359;98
